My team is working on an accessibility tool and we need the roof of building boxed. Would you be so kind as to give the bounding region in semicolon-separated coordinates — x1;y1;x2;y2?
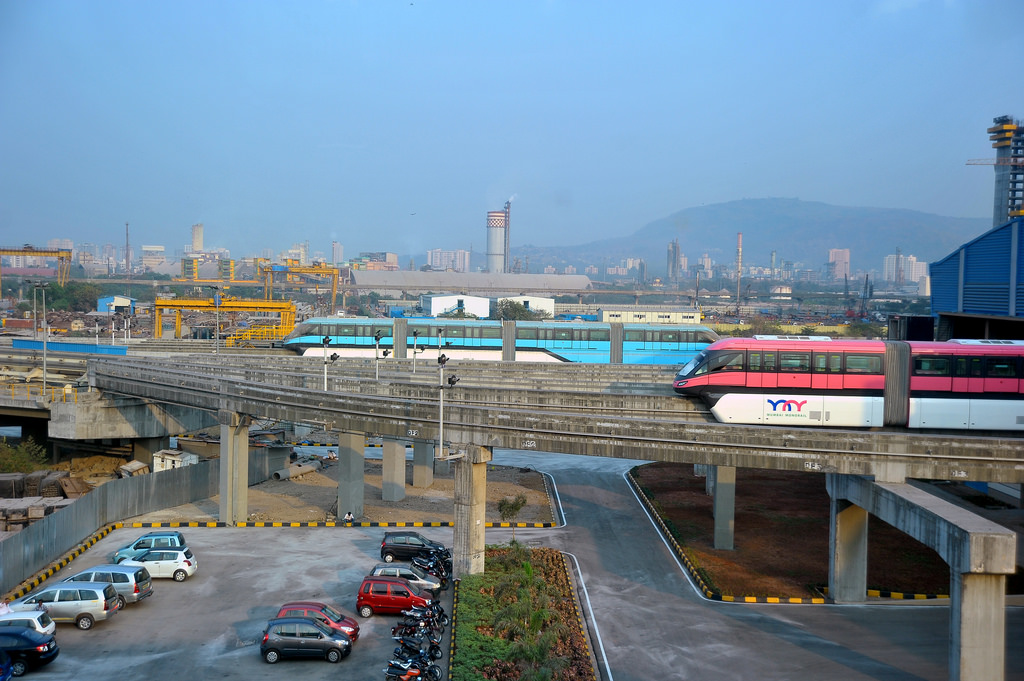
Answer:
349;270;592;295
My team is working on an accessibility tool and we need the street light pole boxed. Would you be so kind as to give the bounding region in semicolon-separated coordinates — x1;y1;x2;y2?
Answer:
322;336;331;390
108;302;114;345
31;284;38;342
436;354;458;459
35;283;48;396
209;286;220;354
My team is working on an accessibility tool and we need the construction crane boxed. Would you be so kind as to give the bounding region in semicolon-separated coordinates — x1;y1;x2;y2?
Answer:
153;296;296;344
259;263;340;314
858;275;871;318
0;245;73;292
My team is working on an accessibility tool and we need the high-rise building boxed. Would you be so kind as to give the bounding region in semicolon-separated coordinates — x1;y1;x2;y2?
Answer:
828;248;850;281
426;249;470;272
667;239;681;281
191;223;204;252
987;115;1024;227
332;241;344;265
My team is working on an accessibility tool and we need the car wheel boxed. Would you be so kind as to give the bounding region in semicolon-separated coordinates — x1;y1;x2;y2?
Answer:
173;569;188;582
116;595;127;610
358;605;373;618
10;658;26;677
76;613;95;630
326;648;342;663
263;649;280;664
383;552;395;563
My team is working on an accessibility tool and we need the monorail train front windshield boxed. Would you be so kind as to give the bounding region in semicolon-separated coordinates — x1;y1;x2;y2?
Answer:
676;350;708;379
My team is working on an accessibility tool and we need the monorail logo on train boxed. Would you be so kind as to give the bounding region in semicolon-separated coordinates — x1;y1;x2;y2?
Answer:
767;398;807;413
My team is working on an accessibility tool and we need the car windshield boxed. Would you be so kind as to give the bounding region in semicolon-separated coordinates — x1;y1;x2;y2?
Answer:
320;603;343;621
409;565;430;579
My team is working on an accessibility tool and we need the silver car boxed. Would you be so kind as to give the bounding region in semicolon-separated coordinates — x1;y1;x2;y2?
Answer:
61;564;154;609
9;582;119;630
368;563;442;596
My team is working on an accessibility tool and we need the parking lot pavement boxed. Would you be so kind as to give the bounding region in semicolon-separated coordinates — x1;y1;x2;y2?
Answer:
25;525;456;681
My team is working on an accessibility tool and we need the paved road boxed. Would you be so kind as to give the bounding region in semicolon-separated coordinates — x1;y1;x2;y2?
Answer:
492;449;1024;681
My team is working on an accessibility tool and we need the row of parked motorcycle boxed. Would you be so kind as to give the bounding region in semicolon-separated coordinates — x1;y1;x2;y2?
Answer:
384;548;453;681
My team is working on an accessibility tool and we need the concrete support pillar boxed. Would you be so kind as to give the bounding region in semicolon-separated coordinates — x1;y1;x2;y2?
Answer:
827;495;868;603
132;436;169;467
218;410;249;525
453;445;492;576
381;439;406;502
336;432;364;520
950;572;1007;681
704;464;715;495
433;444;451;477
412;441;433;488
712;465;735;550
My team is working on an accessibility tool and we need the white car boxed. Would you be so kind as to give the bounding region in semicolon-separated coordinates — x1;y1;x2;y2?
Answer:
0;609;56;636
122;547;198;581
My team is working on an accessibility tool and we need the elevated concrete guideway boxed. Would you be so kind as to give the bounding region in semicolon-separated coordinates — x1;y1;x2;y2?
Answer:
83;354;1020;681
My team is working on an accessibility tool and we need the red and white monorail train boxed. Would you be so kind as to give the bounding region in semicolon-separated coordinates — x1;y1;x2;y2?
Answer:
672;336;1024;430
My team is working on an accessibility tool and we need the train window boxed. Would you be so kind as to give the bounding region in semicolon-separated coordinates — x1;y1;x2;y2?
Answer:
480;327;501;339
913;356;951;376
779;352;810;372
829;354;842;372
624;330;645;342
696;330;719;344
708;351;744;373
748;352;762;371
661;331;679;343
813;354;828;373
446;326;464;338
516;328;538;340
985;357;1017;378
763;352;777;372
845;354;882;374
590;329;610;341
554;328;573;341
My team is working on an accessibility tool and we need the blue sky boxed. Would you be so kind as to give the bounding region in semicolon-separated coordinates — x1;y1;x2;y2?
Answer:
1;0;1021;260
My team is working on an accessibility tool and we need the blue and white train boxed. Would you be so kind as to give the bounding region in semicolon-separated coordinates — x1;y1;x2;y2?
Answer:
280;317;719;365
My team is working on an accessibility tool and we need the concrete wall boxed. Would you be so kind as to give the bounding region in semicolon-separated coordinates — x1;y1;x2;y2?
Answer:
0;449;279;596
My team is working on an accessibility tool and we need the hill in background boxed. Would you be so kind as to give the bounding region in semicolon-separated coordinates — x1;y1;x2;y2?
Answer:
510;198;990;279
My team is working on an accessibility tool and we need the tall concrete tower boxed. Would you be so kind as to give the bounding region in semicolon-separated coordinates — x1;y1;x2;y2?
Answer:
988;116;1024;227
486;209;507;273
191;223;204;253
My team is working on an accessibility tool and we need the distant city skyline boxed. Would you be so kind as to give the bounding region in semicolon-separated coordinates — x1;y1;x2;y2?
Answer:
1;1;1022;258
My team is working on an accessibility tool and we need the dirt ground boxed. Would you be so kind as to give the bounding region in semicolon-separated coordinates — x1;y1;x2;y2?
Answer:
120;457;553;526
633;463;959;599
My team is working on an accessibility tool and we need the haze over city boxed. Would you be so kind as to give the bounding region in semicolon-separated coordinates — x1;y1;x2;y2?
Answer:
1;0;1022;259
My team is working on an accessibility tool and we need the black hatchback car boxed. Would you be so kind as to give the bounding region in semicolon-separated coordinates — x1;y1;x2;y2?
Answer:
380;531;446;563
259;617;352;664
0;626;59;676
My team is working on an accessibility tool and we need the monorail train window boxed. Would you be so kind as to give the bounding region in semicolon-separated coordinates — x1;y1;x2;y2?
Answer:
446;326;465;338
813;354;828;372
779;351;810;372
516;328;538;340
590;329;610;342
660;331;679;343
481;326;502;339
553;328;573;341
708;351;744;372
624;330;645;342
985;357;1017;377
696;330;719;343
954;357;983;377
913;356;951;376
748;352;762;371
845;354;882;374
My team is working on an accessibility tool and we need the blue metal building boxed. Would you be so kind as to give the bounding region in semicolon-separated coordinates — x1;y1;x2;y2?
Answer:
930;216;1024;340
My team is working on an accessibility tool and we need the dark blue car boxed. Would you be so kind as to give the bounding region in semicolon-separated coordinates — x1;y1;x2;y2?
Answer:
0;627;59;677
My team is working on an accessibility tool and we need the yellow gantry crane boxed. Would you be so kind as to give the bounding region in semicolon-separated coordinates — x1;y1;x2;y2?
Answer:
0;245;73;292
153;296;296;345
259;263;340;314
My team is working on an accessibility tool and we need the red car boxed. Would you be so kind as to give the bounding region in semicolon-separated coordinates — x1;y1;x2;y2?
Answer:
275;601;360;642
356;576;431;618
